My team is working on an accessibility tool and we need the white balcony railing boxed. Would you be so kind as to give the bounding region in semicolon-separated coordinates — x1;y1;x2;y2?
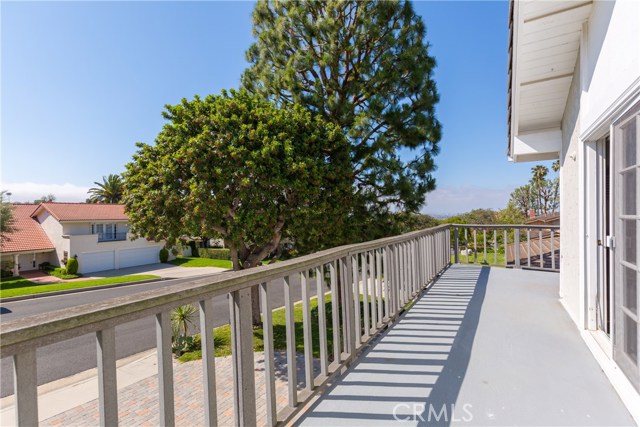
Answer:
451;224;560;271
0;225;451;426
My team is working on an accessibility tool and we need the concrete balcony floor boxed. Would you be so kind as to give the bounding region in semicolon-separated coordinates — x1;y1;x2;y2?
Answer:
297;264;635;426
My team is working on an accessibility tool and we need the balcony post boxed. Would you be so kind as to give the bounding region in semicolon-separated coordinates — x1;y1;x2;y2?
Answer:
230;287;257;425
514;228;521;269
454;227;459;264
13;350;38;427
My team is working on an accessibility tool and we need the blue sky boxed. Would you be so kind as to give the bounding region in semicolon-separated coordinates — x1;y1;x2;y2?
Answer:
1;1;553;215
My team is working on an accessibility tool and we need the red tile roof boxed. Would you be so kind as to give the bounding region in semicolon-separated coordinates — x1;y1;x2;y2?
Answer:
1;204;55;254
34;203;128;221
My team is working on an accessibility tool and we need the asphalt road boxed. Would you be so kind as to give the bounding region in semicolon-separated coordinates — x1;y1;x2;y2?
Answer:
0;273;315;397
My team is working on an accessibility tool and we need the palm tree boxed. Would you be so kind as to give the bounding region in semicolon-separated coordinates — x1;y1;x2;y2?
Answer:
0;191;15;242
88;174;124;203
171;304;197;339
531;165;548;215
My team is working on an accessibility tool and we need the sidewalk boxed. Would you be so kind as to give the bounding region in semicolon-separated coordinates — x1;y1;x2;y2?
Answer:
0;349;315;427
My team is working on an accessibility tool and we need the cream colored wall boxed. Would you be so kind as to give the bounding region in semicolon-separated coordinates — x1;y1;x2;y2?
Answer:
582;0;640;131
559;60;583;326
37;210;68;267
69;234;164;270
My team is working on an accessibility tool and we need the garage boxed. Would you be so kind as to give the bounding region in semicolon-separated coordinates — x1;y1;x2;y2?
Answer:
79;251;115;274
119;247;160;269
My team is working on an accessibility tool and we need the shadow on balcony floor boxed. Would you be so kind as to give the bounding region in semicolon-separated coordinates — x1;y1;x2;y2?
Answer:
296;264;634;427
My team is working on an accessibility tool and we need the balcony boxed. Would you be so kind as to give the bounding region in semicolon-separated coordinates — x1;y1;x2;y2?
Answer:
0;225;633;426
97;232;128;243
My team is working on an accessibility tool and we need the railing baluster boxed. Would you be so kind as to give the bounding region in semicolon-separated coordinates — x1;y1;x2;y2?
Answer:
346;255;357;357
551;229;556;270
361;252;370;339
284;276;297;407
515;228;521;269
339;259;348;354
96;328;118;427
454;226;460;263
156;310;175;427
483;229;487;265
383;247;390;321
527;228;531;267
376;249;383;325
199;298;217;427
473;228;478;264
301;270;314;392
13;350;38;427
229;288;256;427
503;229;508;267
539;229;544;268
352;254;362;344
465;228;469;264
259;283;276;427
316;266;329;377
330;261;341;364
369;251;377;331
493;229;497;265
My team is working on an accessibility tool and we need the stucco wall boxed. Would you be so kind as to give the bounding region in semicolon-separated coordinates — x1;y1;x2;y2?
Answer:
37;210;68;267
559;59;582;326
582;0;640;131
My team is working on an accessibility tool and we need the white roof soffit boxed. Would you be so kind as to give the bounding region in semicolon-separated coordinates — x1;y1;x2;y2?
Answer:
508;0;593;162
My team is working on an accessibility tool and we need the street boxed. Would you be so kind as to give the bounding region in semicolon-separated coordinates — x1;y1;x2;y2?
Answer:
0;273;312;397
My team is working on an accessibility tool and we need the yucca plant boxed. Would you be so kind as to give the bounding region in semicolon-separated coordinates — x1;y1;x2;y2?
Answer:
171;304;197;339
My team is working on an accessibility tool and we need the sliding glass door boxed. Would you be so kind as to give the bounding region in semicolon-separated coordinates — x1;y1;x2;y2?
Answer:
613;102;640;391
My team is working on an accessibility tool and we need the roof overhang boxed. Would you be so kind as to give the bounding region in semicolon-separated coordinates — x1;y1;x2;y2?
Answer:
508;0;593;162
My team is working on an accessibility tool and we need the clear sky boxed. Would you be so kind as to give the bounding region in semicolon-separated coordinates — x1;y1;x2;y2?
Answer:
1;1;554;215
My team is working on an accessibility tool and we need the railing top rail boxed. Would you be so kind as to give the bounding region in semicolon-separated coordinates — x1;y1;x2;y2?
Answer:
450;223;559;230
0;224;449;357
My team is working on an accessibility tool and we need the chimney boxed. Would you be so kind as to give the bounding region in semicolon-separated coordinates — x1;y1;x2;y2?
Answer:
528;209;535;218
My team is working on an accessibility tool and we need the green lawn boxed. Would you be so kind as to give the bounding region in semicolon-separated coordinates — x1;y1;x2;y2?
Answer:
179;293;384;363
0;275;160;298
169;256;272;269
452;250;507;266
169;257;232;269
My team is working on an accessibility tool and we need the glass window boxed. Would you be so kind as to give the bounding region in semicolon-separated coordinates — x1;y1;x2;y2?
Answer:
623;266;638;315
622;169;636;215
623;220;637;265
622;119;636;168
624;314;638;364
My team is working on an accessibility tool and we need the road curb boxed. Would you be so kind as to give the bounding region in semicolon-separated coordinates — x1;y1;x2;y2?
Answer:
0;277;168;303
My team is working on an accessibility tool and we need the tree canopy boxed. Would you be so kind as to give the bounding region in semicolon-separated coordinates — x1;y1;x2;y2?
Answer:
0;191;15;242
509;161;560;217
243;0;441;239
88;174;124;203
123;89;353;270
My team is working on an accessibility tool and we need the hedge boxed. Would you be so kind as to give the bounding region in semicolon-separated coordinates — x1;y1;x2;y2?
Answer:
197;248;230;260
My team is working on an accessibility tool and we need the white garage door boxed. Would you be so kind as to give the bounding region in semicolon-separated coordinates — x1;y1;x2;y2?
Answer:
80;251;115;274
119;247;160;269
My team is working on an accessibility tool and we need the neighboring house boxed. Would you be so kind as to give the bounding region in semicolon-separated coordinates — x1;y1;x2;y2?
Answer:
508;0;640;410
524;211;560;226
1;203;165;275
0;204;56;275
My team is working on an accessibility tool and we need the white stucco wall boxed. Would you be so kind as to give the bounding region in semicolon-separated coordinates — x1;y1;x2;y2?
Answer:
37;210;69;267
69;234;164;273
582;0;640;132
559;60;582;326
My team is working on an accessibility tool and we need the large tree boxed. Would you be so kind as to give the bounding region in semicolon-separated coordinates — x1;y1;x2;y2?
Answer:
0;191;15;243
123;89;353;323
242;0;441;240
88;174;124;203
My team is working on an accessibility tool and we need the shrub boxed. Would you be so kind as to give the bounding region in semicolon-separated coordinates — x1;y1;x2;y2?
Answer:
66;257;79;275
171;334;201;356
45;266;80;280
159;248;169;263
197;248;230;260
188;241;198;257
1;269;13;278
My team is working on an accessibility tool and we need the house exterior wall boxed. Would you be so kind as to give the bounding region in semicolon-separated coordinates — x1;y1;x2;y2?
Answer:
37;210;68;267
69;234;164;274
582;0;640;133
559;60;582;326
